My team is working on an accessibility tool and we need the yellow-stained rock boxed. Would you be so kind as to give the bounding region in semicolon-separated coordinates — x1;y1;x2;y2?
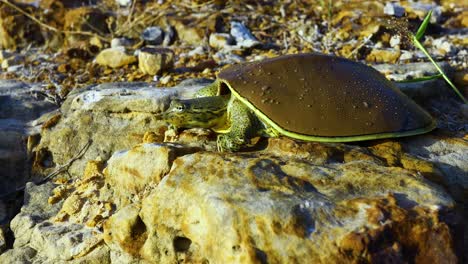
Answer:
104;143;200;202
103;204;146;256
95;47;137;68
138;47;174;75
132;151;455;263
366;49;401;63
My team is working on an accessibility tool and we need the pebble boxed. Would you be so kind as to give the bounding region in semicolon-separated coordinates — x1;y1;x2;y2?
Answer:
230;21;260;48
141;26;165;45
409;3;443;23
111;38;133;48
116;0;131;6
399;50;414;61
383;2;405;17
213;51;245;65
389;35;401;49
95;47;137;68
138;47;174;75
209;33;235;49
432;37;456;55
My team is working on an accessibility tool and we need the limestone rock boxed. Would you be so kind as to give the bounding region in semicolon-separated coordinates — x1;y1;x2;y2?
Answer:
34;80;210;181
4;178;110;263
95;47;137;68
105;143;200;203
10;182;61;248
138;47;174;75
28;221;104;261
0;80;56;197
134;150;455;263
402;135;468;201
0;246;37;263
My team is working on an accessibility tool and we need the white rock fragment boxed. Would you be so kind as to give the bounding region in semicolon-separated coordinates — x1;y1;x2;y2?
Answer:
209;33;235;50
187;46;205;57
230;21;260;48
213;51;245;65
111;38;132;48
384;2;405;17
432;37;456;55
389;35;401;49
116;0;131;6
399;50;414;61
410;3;442;23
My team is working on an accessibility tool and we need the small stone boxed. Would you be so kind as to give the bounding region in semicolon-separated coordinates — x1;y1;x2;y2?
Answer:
366;49;401;63
384;2;405;17
111;38;132;48
95;47;137;68
399;50;414;61
141;26;164;45
409;3;443;23
432;38;456;55
213;51;245;65
116;0;131;6
209;33;235;49
230;21;260;48
389;35;401;49
138;47;174;75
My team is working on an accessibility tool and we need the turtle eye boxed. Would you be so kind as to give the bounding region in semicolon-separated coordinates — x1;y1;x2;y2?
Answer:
175;105;185;111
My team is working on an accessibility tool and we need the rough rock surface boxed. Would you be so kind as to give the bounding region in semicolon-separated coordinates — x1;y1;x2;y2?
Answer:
95;47;137;68
33;79;211;181
0;80;56;196
0;78;462;263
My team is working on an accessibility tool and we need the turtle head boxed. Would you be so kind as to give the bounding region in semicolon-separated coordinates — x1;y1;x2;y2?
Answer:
162;96;229;129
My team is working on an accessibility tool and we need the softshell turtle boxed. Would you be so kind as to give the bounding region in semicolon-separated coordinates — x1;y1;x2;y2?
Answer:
163;53;436;151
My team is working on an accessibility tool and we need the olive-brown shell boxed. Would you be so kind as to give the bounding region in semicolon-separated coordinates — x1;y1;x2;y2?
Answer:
217;53;434;137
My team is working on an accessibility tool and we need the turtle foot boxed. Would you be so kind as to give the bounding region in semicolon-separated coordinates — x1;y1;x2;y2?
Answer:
217;134;245;152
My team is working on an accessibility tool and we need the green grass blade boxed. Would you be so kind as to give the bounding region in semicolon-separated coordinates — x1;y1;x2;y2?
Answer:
415;10;433;41
412;36;467;103
396;73;442;83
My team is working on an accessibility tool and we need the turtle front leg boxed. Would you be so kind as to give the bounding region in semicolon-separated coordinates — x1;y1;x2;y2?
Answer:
217;99;263;152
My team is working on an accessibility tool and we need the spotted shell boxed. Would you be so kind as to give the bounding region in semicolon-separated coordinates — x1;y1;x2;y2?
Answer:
216;53;435;141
